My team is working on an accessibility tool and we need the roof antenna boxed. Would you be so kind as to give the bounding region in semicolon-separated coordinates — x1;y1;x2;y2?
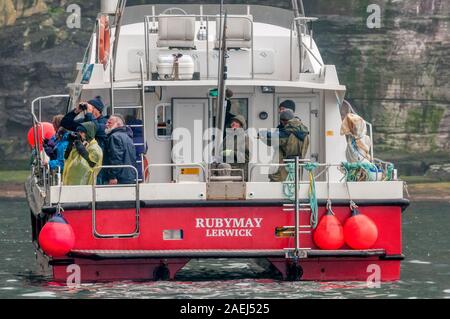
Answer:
291;0;305;73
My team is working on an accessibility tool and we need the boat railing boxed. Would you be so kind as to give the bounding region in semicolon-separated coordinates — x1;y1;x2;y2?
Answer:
143;13;254;81
143;162;208;183
209;168;244;182
30;95;70;194
249;160;396;183
92;164;140;238
140;5;321;82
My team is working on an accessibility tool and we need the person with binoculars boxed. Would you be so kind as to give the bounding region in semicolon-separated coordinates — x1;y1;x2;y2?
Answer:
60;96;108;152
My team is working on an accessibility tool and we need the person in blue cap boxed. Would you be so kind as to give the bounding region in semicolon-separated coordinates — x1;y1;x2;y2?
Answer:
61;96;108;152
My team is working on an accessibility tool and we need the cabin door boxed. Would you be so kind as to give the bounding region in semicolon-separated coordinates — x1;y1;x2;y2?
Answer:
276;95;320;163
172;99;209;182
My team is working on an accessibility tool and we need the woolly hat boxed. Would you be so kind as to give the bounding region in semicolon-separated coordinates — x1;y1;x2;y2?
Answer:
279;100;296;112
88;96;105;113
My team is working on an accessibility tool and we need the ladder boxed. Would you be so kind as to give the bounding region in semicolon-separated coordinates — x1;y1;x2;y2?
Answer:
283;157;313;259
110;56;147;182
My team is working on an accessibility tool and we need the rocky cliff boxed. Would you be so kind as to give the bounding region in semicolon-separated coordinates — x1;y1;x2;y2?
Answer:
0;0;449;174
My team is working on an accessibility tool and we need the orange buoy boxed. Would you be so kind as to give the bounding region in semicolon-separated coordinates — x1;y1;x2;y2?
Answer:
98;15;110;65
27;122;55;149
343;208;378;250
313;207;344;250
38;214;75;257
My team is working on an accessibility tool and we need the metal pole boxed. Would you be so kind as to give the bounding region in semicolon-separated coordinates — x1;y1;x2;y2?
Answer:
206;16;209;79
291;0;303;74
112;0;127;82
294;156;300;255
144;17;150;80
217;0;224;80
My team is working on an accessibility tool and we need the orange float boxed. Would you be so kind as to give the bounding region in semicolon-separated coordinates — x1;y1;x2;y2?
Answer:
343;207;378;250
38;214;75;257
313;207;344;250
27;122;55;149
98;15;110;65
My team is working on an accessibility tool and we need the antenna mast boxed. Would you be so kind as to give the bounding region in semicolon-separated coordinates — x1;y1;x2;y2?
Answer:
214;2;228;159
292;0;305;73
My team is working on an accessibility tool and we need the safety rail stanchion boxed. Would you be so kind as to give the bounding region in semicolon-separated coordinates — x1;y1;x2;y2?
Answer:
294;157;300;257
92;165;140;239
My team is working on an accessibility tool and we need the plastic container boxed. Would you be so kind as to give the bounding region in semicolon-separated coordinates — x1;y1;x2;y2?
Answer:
157;54;195;80
368;167;383;181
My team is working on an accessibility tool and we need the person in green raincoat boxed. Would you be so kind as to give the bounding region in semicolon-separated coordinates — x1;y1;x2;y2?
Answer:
269;109;309;182
62;122;103;185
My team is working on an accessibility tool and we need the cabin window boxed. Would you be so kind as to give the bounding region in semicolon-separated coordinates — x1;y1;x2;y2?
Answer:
213;98;249;129
155;103;172;139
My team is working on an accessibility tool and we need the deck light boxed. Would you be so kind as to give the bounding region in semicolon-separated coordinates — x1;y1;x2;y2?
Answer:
261;86;275;94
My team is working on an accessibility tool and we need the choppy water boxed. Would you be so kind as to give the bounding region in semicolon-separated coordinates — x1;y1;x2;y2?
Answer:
1;199;450;299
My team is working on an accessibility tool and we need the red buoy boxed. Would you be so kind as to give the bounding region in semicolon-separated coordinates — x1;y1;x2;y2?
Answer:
27;122;55;149
343;208;378;250
38;214;75;257
313;208;344;250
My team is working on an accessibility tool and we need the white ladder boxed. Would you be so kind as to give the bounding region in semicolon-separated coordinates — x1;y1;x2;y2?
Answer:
282;157;313;259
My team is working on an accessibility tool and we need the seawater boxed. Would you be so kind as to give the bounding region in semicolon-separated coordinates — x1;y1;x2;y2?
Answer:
0;199;449;299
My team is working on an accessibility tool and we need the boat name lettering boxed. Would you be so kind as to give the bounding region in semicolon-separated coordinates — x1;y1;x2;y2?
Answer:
195;218;263;237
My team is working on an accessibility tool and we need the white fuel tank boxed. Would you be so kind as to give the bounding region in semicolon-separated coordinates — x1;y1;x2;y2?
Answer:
157;54;195;80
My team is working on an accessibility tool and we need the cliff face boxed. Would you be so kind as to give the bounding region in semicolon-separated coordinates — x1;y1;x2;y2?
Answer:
0;0;97;168
311;0;450;160
0;0;449;172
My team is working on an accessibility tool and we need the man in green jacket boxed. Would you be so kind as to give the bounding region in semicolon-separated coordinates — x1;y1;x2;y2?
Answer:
220;115;250;181
63;122;103;185
269;109;310;182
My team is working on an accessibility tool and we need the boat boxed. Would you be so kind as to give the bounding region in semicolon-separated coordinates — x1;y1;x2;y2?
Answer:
25;0;409;282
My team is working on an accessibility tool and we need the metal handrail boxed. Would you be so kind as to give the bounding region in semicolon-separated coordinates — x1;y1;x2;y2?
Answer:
143;162;208;183
208;168;244;182
138;56;147;177
92;164;140;239
30;95;70;186
143;13;254;81
248;162;388;182
289;18;322;79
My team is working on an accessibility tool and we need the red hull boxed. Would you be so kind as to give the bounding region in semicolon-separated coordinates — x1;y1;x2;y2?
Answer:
43;204;403;282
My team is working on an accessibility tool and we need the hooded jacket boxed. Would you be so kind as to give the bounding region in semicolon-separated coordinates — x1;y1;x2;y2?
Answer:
61;110;108;152
278;117;309;159
62;122;103;185
104;126;137;184
48;132;70;172
269;118;310;182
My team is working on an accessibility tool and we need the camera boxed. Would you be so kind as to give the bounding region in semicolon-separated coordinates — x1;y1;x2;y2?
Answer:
78;103;88;112
68;132;80;142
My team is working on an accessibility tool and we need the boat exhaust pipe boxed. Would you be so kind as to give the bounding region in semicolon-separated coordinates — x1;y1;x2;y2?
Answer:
101;0;120;14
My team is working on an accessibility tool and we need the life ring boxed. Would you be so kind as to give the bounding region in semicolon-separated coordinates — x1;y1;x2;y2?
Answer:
98;15;110;66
